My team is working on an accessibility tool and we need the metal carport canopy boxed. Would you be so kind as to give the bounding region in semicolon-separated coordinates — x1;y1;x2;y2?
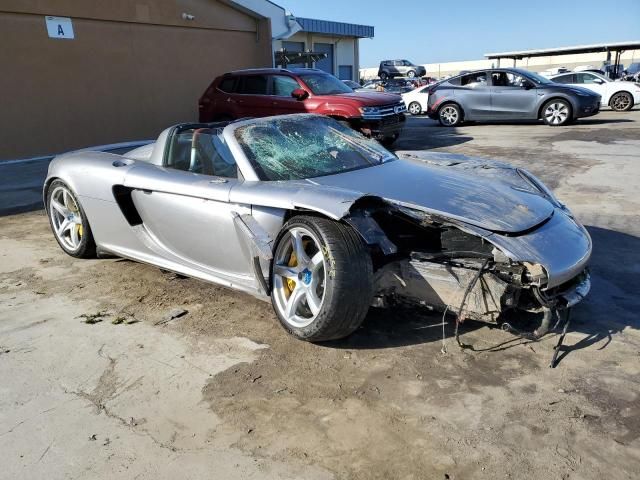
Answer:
485;40;640;60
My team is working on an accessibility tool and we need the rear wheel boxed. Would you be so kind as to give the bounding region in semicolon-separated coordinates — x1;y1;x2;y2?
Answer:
610;92;633;111
46;180;96;258
270;216;373;342
408;101;422;115
438;103;462;126
542;99;572;126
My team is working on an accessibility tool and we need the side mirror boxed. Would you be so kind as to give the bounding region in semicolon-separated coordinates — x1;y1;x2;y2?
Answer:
594;79;605;84
291;88;309;101
522;81;534;90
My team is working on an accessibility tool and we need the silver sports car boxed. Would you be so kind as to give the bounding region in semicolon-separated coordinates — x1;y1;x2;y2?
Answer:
45;114;591;342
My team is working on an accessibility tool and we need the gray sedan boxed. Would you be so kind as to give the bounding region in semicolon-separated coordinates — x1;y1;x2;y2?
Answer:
44;114;590;342
427;68;601;126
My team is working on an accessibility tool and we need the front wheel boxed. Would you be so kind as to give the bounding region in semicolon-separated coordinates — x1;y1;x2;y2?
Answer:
438;103;462;126
542;99;572;126
407;70;416;78
46;180;96;258
610;92;633;111
408;101;422;115
270;216;373;342
379;72;389;80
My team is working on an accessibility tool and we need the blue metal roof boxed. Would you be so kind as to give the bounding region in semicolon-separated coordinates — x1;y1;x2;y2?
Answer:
296;17;374;38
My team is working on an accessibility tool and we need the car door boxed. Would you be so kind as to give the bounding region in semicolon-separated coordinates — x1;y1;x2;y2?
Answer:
573;73;608;103
453;71;492;119
489;71;539;119
123;128;253;278
268;75;308;115
232;74;271;118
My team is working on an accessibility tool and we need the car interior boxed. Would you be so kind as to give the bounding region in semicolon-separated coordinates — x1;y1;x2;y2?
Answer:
165;127;238;178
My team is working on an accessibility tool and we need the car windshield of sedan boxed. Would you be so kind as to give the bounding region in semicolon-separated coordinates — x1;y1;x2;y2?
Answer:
234;116;396;181
299;73;354;95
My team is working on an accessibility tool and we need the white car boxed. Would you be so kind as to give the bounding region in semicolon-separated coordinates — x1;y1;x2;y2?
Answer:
550;71;640;111
401;85;430;115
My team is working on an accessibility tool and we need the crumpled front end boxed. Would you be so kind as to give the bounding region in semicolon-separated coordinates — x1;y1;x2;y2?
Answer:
343;195;591;336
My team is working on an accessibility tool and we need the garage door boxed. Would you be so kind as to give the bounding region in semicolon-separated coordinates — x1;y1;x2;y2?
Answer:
314;43;334;75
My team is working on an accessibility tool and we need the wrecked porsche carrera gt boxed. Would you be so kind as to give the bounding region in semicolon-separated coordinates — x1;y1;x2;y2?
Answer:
44;114;591;342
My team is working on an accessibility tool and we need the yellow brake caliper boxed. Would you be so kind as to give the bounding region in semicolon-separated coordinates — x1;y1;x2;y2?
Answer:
286;251;297;293
69;201;83;238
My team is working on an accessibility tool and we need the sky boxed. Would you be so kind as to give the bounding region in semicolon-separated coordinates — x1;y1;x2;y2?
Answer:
281;0;640;68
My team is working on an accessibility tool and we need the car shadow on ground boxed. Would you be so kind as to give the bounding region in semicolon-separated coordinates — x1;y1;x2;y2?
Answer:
392;123;474;151
327;226;640;366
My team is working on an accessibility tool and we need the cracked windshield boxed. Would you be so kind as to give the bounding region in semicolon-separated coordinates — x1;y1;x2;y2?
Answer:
234;116;395;181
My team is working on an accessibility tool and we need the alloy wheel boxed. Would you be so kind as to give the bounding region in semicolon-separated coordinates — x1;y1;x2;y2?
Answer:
440;105;459;125
272;227;326;328
408;102;422;115
49;186;84;252
544;102;569;125
611;93;631;111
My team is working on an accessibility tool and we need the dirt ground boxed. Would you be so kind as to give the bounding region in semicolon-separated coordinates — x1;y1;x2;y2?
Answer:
1;110;639;479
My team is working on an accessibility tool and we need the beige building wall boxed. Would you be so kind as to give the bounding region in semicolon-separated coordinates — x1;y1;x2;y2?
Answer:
0;0;272;160
360;49;640;80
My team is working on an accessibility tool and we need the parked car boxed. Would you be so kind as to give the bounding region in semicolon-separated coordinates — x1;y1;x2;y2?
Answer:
199;68;406;145
426;68;601;126
550;71;640;111
378;60;426;80
621;62;640;82
44;114;591;342
402;84;431;115
539;67;570;78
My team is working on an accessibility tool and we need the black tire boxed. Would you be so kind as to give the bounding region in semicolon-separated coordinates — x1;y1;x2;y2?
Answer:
379;72;389;80
380;134;399;146
407;70;416;78
270;215;373;342
610;92;633;112
438;103;463;127
541;99;572;126
46;179;97;258
408;101;422;115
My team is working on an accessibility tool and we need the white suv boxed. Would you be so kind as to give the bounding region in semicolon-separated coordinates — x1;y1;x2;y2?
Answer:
551;71;640;111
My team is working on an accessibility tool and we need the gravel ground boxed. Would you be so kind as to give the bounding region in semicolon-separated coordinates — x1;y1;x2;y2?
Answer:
1;110;639;480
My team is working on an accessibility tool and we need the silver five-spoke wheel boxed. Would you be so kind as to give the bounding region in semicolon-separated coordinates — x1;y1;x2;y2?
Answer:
49;185;84;252
544;102;570;125
439;104;461;126
272;227;326;328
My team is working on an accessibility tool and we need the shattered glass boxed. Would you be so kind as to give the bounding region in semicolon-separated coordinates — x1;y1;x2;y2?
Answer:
235;116;395;181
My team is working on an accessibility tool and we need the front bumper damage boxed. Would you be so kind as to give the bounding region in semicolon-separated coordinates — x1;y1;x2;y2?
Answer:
343;196;592;365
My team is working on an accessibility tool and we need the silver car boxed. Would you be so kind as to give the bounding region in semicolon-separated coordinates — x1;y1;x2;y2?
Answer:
45;114;591;342
427;68;601;126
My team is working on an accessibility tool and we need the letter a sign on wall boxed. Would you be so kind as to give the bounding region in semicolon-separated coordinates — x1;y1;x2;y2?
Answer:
45;16;75;39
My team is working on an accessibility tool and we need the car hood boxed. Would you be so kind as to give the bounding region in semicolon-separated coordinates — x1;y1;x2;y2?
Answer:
324;91;402;106
309;157;555;233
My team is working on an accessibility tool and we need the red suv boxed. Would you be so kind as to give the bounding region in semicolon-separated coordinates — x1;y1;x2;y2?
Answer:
199;68;406;145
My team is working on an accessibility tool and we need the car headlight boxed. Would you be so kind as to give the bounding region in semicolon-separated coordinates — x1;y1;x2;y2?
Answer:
359;106;380;114
571;89;591;97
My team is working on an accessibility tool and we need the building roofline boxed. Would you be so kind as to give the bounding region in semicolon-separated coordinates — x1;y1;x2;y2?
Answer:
485;41;640;59
296;17;374;38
